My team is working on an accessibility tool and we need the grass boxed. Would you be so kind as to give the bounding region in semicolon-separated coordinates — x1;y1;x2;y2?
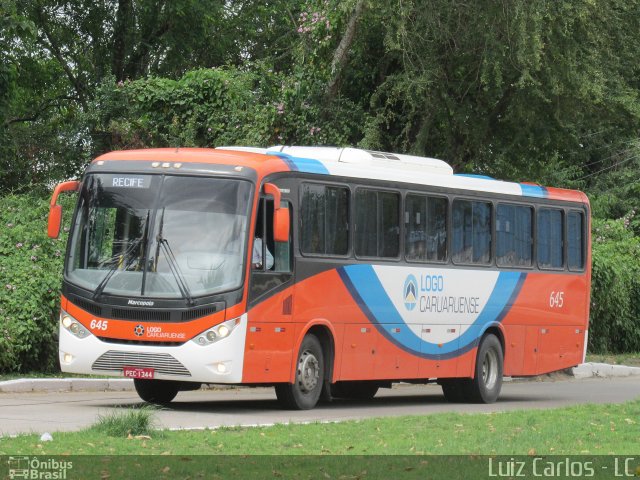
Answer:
89;406;159;437
1;400;638;456
586;352;640;367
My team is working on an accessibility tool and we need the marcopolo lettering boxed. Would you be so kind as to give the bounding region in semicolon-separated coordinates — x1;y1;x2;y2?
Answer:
128;299;154;306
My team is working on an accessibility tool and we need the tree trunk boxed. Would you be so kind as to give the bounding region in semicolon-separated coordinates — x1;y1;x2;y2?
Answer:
325;0;366;103
112;0;132;81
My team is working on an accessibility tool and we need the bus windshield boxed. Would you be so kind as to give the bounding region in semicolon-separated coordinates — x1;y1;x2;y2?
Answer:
67;173;252;299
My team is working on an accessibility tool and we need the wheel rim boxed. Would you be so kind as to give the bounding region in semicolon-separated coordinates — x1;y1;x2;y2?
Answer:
297;350;319;393
482;348;499;390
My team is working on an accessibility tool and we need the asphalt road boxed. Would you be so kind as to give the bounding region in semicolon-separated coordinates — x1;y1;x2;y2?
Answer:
0;376;639;436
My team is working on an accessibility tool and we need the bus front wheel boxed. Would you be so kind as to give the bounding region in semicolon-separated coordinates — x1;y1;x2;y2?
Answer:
275;334;325;410
134;379;179;405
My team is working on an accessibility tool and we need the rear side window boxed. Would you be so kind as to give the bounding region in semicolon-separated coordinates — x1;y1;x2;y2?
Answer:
355;189;400;258
496;204;533;267
405;194;447;262
537;208;563;269
452;199;492;264
300;184;349;255
567;211;585;270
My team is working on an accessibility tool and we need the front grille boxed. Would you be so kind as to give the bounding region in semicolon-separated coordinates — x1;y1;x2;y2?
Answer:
71;296;103;316
92;350;191;377
181;305;219;321
111;308;171;321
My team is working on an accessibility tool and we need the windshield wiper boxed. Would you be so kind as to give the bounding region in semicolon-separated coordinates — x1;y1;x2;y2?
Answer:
154;207;194;306
92;211;150;300
92;238;142;300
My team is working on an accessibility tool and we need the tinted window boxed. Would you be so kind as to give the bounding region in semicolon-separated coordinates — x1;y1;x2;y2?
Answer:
301;184;349;255
355;189;400;258
537;208;563;269
496;204;533;267
567;211;584;270
405;194;447;262
452;200;492;264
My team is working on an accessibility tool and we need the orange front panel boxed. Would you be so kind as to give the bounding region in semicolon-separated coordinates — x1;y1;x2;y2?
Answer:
243;322;295;383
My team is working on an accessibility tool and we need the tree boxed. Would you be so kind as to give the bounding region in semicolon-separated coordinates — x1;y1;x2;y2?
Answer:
359;0;640;188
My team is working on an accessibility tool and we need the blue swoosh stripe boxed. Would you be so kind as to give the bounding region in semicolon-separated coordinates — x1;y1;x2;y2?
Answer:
338;265;525;359
520;184;548;198
267;152;329;174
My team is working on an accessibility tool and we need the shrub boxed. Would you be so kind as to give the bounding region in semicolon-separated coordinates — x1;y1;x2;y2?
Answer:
0;192;75;372
589;218;640;353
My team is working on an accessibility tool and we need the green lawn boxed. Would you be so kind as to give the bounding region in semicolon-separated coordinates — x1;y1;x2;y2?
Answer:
586;352;640;367
1;400;638;456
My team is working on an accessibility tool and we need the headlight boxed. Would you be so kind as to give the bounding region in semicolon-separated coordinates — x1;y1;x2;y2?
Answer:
192;317;240;346
60;311;91;339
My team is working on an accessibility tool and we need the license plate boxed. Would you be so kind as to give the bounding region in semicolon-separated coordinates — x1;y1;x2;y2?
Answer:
122;366;155;379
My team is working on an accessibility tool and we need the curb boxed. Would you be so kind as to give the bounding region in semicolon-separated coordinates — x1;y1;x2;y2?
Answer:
571;362;640;379
1;363;638;394
0;378;133;393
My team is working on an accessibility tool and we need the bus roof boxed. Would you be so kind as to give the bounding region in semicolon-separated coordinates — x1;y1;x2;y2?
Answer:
93;147;588;204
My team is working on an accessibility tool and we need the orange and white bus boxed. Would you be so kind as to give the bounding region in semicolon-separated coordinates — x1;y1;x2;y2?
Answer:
48;146;591;409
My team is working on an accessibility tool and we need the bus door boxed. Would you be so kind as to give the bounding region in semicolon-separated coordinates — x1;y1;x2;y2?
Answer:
243;195;294;383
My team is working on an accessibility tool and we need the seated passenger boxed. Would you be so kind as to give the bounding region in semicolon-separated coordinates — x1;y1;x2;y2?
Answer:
252;237;274;269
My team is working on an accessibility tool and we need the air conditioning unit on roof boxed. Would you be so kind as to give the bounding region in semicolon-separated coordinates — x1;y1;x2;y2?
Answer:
269;146;453;175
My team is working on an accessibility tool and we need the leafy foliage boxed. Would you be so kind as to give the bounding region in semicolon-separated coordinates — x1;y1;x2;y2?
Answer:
93;67;363;149
589;217;640;353
0;193;74;372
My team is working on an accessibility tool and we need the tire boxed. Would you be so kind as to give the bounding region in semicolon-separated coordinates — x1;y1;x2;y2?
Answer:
468;333;503;403
275;334;324;410
134;379;179;405
331;381;379;400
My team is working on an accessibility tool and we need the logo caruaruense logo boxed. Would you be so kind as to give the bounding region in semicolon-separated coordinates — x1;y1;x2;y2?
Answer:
134;325;145;337
403;274;418;311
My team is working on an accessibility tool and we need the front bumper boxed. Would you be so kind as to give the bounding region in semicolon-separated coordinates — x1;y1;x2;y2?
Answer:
59;314;248;384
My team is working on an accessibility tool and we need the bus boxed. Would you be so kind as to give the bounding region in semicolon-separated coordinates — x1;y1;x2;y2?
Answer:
48;146;591;409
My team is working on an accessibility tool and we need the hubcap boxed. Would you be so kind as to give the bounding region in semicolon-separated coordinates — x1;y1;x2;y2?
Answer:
297;350;319;393
482;348;498;390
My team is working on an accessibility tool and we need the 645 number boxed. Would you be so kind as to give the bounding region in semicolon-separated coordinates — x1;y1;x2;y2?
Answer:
90;319;109;331
549;291;564;308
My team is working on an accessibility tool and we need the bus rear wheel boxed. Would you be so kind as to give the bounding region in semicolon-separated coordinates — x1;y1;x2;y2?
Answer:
134;379;179;405
470;333;503;403
275;334;324;410
440;333;503;404
331;381;379;400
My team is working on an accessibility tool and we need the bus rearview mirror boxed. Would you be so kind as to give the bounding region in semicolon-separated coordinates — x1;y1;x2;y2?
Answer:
48;205;63;238
273;208;290;242
47;180;80;239
264;182;290;242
